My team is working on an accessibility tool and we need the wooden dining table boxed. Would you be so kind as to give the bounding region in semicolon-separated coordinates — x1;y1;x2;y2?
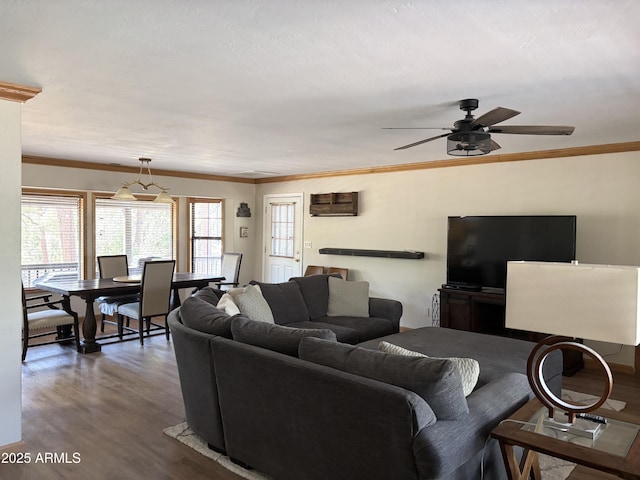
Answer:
35;272;224;353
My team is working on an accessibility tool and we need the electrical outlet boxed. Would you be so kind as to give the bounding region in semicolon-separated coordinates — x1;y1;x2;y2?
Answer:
304;240;312;249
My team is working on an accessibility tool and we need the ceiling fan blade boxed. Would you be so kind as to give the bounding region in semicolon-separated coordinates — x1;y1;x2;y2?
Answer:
394;133;450;150
488;125;575;135
382;127;450;130
489;139;501;151
471;107;521;128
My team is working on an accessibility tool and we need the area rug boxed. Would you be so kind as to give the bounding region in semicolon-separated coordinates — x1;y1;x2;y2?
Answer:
163;389;626;480
538;389;626;480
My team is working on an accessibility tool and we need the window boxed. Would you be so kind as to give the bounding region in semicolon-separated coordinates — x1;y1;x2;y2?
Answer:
94;197;175;275
270;202;295;257
21;191;84;288
189;199;223;274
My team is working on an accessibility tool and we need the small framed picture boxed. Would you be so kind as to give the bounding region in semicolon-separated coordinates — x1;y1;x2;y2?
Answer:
239;226;249;238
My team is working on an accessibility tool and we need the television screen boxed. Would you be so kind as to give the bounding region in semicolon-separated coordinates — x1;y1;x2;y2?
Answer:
446;215;576;293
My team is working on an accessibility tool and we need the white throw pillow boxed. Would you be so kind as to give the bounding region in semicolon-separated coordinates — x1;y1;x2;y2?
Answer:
327;276;369;317
216;293;241;316
234;284;275;324
378;341;480;397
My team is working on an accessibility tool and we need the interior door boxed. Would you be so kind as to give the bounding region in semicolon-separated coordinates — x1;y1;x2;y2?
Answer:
263;194;303;283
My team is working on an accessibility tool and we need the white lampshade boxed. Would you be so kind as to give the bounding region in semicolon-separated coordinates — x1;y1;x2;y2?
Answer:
152;190;175;204
506;261;640;346
111;186;137;201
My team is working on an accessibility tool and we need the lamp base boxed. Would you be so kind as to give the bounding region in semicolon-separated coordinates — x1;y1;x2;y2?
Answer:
543;416;603;440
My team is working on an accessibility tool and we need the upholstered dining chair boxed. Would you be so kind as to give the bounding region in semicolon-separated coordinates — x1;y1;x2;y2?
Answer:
96;254;139;332
304;265;325;276
22;284;80;361
327;267;348;280
214;253;243;291
116;260;176;346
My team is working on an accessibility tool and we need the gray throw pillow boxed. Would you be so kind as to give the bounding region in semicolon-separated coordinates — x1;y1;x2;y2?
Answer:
231;316;336;357
290;274;331;319
250;280;310;325
192;286;225;306
298;337;468;420
180;296;235;338
327;276;369;317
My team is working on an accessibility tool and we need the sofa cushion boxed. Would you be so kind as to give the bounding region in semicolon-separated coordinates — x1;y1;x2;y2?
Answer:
317;316;395;342
234;284;275;323
378;341;480;397
180;296;235;338
287;321;360;344
250;280;310;325
299;337;468;420
290;274;331;320
231;316;337;357
191;286;225;306
327;276;369;317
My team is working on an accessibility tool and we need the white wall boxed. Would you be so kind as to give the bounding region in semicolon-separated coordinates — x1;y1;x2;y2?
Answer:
0;100;24;447
255;151;640;367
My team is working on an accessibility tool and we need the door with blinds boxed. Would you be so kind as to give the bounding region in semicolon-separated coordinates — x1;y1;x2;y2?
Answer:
263;194;303;283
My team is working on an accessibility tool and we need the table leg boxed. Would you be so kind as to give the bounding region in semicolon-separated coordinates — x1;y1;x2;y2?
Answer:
499;442;541;480
80;297;101;353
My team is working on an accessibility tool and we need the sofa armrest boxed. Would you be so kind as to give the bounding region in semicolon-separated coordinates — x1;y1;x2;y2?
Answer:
412;372;531;479
369;297;402;332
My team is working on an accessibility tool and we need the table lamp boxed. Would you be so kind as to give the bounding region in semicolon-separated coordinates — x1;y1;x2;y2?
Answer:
506;261;640;438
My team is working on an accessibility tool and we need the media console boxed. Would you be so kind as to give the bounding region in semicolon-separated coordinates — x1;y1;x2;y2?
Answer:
439;287;584;376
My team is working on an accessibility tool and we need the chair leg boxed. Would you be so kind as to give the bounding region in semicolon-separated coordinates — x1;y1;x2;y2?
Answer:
165;315;170;341
72;318;81;352
117;314;124;340
139;317;144;346
100;313;106;332
22;329;28;362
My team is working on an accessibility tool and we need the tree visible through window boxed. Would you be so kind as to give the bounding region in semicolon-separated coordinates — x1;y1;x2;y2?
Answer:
21;192;84;287
189;199;223;274
94;198;175;275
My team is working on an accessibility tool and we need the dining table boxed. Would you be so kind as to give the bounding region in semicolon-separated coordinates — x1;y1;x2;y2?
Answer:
35;272;224;353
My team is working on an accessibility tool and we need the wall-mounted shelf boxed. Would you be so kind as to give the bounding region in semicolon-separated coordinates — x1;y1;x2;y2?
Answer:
310;192;358;216
319;248;425;259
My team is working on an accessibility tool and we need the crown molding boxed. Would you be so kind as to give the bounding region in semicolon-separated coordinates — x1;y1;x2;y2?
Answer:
255;141;640;183
0;81;41;103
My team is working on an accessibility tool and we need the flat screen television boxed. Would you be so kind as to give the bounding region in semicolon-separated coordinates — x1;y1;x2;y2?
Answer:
446;215;577;293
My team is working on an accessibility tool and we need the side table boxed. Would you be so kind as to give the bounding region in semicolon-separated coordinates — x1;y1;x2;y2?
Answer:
491;397;640;480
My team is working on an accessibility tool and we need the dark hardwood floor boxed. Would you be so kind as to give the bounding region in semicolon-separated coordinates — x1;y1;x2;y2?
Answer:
7;328;640;480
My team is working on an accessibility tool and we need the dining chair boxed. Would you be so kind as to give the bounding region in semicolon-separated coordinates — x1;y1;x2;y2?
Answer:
304;265;325;276
22;284;80;361
214;253;243;291
116;260;176;346
327;267;348;280
96;254;139;332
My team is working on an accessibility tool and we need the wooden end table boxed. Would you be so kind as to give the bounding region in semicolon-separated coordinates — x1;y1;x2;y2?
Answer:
491;397;640;480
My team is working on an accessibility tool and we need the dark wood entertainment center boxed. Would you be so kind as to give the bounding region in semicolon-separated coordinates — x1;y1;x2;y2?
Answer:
439;287;584;376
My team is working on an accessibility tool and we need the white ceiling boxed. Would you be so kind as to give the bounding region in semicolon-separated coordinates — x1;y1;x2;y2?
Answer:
2;0;639;178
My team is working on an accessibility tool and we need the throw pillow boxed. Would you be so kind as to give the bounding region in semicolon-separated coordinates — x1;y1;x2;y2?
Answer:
191;286;225;306
299;337;468;420
290;274;331;319
378;341;480;397
216;293;241;316
250;280;310;325
326;276;369;317
180;296;234;338
231;316;337;356
234;284;275;324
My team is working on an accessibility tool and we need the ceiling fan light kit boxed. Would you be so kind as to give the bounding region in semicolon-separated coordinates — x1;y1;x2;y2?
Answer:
386;98;575;156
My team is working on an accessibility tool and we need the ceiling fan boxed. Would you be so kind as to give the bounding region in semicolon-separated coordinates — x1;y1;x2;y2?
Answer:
384;99;575;156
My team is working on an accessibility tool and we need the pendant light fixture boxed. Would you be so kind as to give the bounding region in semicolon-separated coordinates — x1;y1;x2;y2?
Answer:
111;158;175;204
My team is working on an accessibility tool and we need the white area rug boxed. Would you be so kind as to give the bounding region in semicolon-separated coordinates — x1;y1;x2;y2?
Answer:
163;422;272;480
538;389;626;480
164;389;626;480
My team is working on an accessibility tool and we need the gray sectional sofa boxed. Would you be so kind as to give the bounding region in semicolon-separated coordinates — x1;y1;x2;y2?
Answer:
168;277;563;480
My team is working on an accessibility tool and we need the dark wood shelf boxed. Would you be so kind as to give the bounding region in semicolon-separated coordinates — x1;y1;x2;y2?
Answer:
310;192;358;216
319;248;425;259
